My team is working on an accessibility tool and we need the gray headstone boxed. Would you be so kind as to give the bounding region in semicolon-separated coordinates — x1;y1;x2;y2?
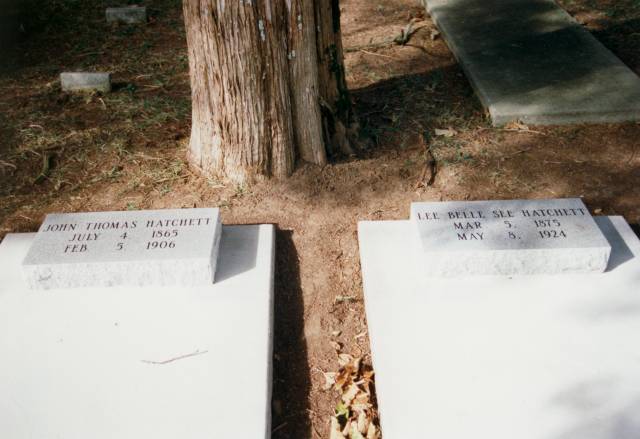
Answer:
410;198;611;275
22;208;222;289
60;72;111;93
106;6;147;24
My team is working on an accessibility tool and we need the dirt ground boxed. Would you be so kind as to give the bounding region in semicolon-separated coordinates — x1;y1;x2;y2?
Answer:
1;0;639;437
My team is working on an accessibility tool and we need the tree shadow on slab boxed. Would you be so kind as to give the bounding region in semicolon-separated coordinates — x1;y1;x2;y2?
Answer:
550;393;640;439
272;229;312;439
214;225;258;282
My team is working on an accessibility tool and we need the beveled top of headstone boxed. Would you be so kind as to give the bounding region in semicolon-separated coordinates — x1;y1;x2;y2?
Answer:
21;208;222;289
410;198;611;275
23;208;220;266
411;198;609;251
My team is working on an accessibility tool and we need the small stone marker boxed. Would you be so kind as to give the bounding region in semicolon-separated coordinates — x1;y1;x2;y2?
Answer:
60;72;111;93
22;208;221;289
106;6;147;24
410;198;611;275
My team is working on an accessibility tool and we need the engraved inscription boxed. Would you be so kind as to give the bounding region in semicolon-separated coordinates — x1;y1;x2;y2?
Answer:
409;198;611;275
411;198;608;252
21;208;222;289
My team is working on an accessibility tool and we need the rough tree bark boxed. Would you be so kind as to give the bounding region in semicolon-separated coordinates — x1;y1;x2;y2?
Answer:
183;0;356;184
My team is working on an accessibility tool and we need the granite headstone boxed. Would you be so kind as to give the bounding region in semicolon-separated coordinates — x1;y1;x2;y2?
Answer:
410;198;611;275
22;208;221;289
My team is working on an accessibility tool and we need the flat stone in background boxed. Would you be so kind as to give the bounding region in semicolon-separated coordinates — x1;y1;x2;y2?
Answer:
1;225;274;439
359;216;640;439
106;6;147;24
60;72;111;93
423;0;640;125
410;198;611;275
22;208;221;289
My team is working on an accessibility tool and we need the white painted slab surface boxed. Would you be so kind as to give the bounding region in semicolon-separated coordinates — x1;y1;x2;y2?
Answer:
0;225;274;439
358;216;640;439
106;6;147;24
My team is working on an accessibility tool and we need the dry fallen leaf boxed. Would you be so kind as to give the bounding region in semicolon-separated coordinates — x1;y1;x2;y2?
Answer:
330;416;347;439
349;421;365;439
335;368;352;390
342;383;360;405
367;423;379;439
435;127;457;137
357;410;368;433
338;353;354;367
323;371;337;390
327;351;380;438
504;121;530;131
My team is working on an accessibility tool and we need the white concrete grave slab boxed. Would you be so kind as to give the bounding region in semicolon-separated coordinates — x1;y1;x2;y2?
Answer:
422;0;640;126
22;208;221;289
0;225;274;439
411;198;611;275
358;216;640;439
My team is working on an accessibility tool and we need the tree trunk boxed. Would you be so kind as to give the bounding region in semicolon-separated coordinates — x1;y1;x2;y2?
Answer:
183;0;355;184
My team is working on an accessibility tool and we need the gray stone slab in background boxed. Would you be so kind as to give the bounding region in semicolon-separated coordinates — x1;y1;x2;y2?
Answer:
106;6;147;24
424;0;640;126
60;72;111;93
22;208;221;289
410;198;611;275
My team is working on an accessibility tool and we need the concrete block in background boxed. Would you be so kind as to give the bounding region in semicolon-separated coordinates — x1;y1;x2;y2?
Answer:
60;72;111;93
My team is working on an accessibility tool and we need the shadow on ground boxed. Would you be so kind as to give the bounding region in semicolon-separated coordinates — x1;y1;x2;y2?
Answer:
271;229;311;438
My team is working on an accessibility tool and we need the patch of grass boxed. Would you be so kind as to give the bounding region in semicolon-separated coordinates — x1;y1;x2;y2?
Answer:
0;0;191;213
